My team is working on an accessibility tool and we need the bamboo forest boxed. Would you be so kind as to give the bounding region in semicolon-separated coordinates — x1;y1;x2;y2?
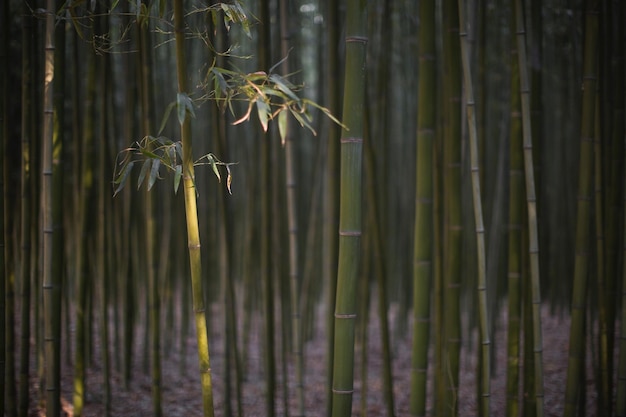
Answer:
1;0;625;416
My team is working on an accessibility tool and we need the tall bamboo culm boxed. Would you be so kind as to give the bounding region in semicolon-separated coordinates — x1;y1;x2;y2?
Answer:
458;1;491;415
173;1;215;415
278;0;305;415
330;0;367;416
0;0;8;414
42;0;60;415
409;0;435;414
505;9;523;415
562;1;599;416
514;0;545;415
324;1;341;415
440;0;463;414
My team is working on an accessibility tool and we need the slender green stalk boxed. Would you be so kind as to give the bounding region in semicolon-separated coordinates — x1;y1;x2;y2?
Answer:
331;1;367;416
73;26;96;417
0;1;8;413
363;116;395;417
278;0;305;414
562;1;599;416
409;0;435;414
615;5;626;415
324;1;341;412
441;0;463;414
458;2;490;415
137;14;162;416
506;14;523;417
173;1;215;415
514;0;546;415
593;92;610;416
19;5;35;414
42;0;60;415
616;104;626;417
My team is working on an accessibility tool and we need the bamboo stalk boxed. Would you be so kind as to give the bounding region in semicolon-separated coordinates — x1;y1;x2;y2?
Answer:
458;2;491;415
562;0;599;415
331;1;367;415
173;1;215;415
514;0;546;415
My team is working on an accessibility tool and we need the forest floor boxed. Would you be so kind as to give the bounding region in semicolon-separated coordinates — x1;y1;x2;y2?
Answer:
26;301;598;417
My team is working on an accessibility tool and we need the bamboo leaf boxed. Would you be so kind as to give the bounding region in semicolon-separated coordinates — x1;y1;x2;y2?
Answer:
302;99;347;130
139;147;160;160
206;154;221;183
148;158;161;191
269;74;299;101
176;93;196;125
175;142;183;161
158;101;176;135
113;160;135;197
226;164;233;194
256;99;270;132
138;158;151;189
174;164;182;194
278;109;288;145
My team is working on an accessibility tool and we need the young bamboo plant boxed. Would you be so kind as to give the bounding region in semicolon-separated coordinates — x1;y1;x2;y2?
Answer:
112;4;344;417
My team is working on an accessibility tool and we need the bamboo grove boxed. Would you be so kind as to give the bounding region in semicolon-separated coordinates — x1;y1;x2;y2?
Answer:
1;0;625;416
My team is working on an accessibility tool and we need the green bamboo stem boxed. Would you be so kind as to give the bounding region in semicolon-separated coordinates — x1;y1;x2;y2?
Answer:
73;28;96;417
97;56;111;417
616;107;626;417
137;15;162;416
173;1;215;415
42;0;60;415
505;14;523;417
514;0;547;415
330;1;367;416
0;0;5;407
593;92;610;416
458;2;490;415
562;1;599;416
19;6;34;414
441;0;463;414
363;116;395;417
278;1;305;414
324;0;341;412
409;0;435;414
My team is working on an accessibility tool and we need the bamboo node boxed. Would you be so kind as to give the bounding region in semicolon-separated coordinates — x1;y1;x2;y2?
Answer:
332;388;355;394
345;35;367;44
340;137;363;143
334;313;357;319
339;230;361;236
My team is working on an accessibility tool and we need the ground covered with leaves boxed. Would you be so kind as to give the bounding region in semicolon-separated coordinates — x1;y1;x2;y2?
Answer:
27;303;597;416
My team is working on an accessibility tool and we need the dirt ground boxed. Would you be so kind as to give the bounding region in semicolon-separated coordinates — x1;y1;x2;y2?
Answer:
26;303;598;417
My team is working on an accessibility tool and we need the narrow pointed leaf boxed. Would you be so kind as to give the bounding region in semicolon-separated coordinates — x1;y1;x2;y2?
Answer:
174;164;182;193
138;158;151;189
226;164;233;195
269;74;299;101
113;160;135;196
148;158;161;191
256;99;270;132
207;154;221;182
158;101;176;135
278;109;288;145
